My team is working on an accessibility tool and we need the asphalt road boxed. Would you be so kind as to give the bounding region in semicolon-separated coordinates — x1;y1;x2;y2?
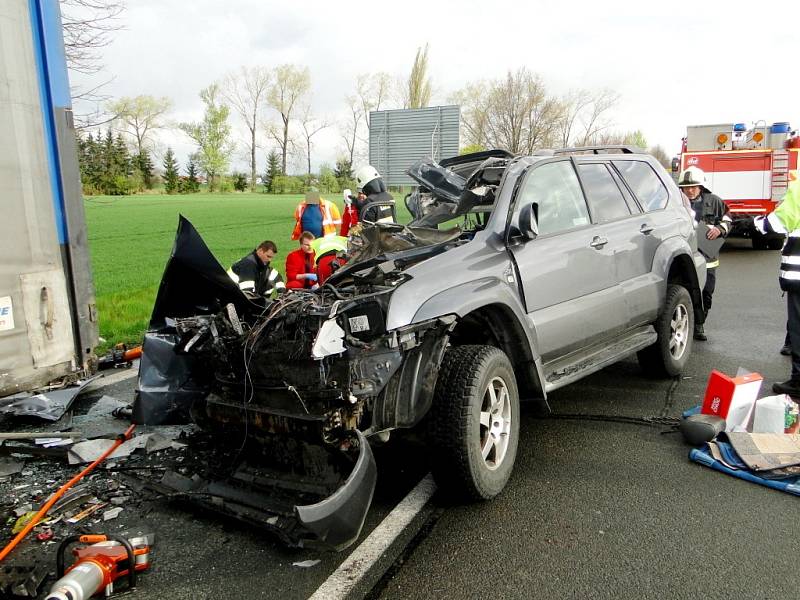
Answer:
3;239;796;600
376;238;799;600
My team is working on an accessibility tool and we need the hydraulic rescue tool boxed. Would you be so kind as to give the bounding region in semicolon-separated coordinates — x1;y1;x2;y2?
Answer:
45;533;154;600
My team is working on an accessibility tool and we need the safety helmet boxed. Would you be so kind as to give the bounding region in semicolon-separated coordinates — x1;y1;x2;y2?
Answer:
355;165;381;190
677;166;707;188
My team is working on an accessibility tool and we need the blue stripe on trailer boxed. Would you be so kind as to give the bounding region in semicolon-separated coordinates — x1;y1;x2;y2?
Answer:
28;0;70;245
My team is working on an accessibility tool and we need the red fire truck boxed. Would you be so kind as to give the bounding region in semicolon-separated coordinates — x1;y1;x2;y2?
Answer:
679;121;799;249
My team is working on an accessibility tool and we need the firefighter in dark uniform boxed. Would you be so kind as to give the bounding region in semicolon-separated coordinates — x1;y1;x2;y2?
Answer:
755;179;800;396
677;166;732;341
354;165;395;223
227;240;285;297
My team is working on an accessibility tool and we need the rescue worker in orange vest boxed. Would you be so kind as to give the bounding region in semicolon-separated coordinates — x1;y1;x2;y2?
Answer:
677;166;732;341
291;189;341;240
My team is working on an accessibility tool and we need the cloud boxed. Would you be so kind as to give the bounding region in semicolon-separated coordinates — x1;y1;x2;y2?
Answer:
72;0;800;170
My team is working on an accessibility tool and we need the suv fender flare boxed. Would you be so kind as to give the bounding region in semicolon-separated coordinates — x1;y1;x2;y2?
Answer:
652;237;705;317
411;278;546;397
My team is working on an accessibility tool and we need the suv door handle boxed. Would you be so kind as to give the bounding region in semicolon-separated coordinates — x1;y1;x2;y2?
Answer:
639;223;654;235
590;236;608;249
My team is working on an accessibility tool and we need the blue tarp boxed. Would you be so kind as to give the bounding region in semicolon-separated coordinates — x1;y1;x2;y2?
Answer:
689;445;800;497
684;404;800;496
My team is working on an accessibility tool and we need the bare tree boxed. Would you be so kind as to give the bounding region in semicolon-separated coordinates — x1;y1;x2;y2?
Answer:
356;72;392;133
449;82;491;149
106;95;172;156
407;44;432;109
648;144;671;169
60;0;125;129
577;89;620;146
462;68;562;154
223;66;271;191
298;105;329;175
341;94;363;166
266;64;310;174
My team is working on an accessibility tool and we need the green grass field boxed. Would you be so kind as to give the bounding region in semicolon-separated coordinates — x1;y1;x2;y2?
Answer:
85;191;411;350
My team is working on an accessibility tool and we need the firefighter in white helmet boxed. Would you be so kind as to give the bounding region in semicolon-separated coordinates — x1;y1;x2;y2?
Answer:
677;166;732;341
353;165;395;223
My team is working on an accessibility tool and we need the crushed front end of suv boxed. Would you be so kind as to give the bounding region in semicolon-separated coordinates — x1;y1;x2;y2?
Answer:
133;147;706;550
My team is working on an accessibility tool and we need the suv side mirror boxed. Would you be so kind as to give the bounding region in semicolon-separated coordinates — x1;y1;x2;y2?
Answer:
518;203;539;240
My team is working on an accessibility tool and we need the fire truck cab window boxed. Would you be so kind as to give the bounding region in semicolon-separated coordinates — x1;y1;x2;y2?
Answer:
613;160;669;212
577;163;631;223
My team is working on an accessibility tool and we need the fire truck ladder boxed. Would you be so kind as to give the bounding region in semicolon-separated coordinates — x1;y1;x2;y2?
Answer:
771;148;790;201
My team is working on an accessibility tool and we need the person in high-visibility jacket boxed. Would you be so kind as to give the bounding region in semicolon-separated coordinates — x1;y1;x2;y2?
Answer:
227;240;285;297
755;179;800;397
285;231;318;289
311;235;348;285
678;166;732;341
291;189;341;240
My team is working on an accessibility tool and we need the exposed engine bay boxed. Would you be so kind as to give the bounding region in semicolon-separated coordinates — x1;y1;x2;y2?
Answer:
132;150;514;549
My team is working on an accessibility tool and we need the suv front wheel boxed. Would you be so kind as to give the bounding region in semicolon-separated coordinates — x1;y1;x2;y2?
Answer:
428;345;520;501
637;284;694;377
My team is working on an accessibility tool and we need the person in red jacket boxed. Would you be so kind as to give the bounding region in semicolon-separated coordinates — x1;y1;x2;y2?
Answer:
339;188;360;237
285;231;318;289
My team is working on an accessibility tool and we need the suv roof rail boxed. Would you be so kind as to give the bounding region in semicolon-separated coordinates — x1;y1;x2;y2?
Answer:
533;145;645;156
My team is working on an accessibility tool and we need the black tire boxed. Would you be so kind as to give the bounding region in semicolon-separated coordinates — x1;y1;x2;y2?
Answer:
767;237;785;251
427;345;520;501
752;232;769;250
637;284;694;378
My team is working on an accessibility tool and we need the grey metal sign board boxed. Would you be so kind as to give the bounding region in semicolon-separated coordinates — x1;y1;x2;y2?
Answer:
369;105;460;186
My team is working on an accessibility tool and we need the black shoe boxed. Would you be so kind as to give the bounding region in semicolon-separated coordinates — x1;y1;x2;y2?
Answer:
772;379;800;397
780;344;792;356
693;325;707;341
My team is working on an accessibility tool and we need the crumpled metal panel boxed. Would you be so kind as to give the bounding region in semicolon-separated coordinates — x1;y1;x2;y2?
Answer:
133;332;208;425
0;377;95;421
133;216;259;425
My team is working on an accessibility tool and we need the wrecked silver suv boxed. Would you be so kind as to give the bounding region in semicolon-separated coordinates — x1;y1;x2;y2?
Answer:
133;147;705;550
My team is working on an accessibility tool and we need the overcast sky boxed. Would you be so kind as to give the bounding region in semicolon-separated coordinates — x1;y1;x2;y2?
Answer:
71;0;800;174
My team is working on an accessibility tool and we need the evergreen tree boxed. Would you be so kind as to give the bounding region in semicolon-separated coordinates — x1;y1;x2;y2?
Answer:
163;148;180;194
133;150;155;189
334;157;354;190
264;150;281;193
183;158;200;193
232;172;248;192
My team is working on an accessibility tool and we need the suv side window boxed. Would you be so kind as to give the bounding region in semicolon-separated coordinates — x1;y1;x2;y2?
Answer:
577;163;631;223
612;160;668;211
517;161;589;236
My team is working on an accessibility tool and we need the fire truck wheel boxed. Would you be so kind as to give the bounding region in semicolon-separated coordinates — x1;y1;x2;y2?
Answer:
637;284;693;378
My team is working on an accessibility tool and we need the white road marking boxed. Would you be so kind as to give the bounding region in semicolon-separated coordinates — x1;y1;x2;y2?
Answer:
309;473;437;600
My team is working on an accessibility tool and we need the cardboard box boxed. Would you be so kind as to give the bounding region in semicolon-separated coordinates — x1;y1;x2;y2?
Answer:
700;370;763;431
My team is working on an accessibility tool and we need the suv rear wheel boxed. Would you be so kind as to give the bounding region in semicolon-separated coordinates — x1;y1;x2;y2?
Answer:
637;284;694;377
428;345;520;501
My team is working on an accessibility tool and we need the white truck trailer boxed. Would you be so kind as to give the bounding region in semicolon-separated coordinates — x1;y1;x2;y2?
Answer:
0;0;98;398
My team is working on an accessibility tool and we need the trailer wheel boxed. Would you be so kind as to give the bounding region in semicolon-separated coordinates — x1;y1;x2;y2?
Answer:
638;284;694;378
427;345;520;501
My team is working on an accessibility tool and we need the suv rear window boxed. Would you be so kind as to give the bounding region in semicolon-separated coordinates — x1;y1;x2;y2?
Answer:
577;163;631;223
613;160;668;212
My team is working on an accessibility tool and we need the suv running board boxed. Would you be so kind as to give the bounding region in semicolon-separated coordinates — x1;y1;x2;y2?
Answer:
542;326;656;393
